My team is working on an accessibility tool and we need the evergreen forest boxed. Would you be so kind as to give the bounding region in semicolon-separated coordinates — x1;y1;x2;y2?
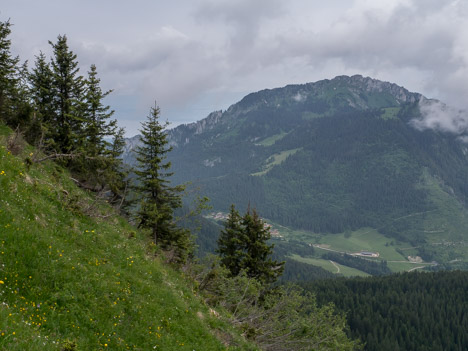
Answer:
303;271;468;351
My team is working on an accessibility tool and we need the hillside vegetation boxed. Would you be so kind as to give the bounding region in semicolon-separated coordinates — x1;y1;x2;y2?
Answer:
0;125;254;350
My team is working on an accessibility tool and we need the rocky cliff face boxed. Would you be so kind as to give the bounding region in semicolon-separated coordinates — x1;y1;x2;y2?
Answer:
339;75;421;103
166;111;223;147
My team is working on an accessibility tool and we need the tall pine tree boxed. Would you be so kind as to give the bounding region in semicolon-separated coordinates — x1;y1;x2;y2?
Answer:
242;208;284;284
217;205;284;284
49;35;84;154
134;103;190;262
0;20;23;127
216;204;245;276
78;64;118;188
29;51;55;144
83;64;117;158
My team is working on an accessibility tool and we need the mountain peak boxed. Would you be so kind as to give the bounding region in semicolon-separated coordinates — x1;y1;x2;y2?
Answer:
329;74;421;103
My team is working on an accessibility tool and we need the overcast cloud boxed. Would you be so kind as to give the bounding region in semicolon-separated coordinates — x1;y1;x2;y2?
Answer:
2;0;468;136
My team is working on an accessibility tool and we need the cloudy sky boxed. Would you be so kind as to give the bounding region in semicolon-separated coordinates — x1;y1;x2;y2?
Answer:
2;0;468;136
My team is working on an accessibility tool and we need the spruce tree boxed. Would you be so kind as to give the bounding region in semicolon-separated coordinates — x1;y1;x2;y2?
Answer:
49;35;85;153
216;204;245;276
242;208;284;284
217;205;284;284
0;20;21;126
83;64;117;158
79;64;118;188
29;51;55;144
134;103;190;261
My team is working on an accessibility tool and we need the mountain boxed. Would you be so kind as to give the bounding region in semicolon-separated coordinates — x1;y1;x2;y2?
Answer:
125;75;468;268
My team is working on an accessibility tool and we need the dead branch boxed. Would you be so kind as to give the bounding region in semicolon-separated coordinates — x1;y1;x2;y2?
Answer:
34;152;86;163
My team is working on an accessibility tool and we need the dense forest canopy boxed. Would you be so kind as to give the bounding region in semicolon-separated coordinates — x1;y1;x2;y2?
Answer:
303;271;468;351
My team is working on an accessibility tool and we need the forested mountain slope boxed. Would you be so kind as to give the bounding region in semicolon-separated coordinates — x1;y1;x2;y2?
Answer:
124;75;468;267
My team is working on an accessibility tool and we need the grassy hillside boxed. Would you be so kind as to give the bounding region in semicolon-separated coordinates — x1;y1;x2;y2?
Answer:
0;125;254;350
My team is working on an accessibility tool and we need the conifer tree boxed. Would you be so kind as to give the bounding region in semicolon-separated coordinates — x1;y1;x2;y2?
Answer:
217;205;284;284
134;103;190;261
216;204;245;276
0;20;21;126
49;35;85;153
106;127;130;210
83;64;117;158
242;208;284;284
78;64;118;187
29;51;55;144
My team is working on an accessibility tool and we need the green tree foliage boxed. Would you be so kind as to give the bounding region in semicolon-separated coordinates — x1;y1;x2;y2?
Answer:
0;22;129;212
0;20;31;130
0;20;19;122
49;34;85;154
75;64;120;188
82;64;117;158
304;271;468;351
28;36;128;202
217;204;245;276
105;127;130;209
28;51;55;143
242;208;284;284
134;103;190;261
217;204;284;284
196;257;361;351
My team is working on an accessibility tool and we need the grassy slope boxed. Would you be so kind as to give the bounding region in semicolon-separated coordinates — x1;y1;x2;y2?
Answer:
251;148;302;176
0;126;254;351
289;255;369;277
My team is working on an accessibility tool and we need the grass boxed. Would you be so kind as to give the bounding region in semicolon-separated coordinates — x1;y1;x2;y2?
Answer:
256;131;288;146
268;220;407;262
319;229;407;261
381;107;400;120
0;126;255;351
289;255;369;277
252;148;302;176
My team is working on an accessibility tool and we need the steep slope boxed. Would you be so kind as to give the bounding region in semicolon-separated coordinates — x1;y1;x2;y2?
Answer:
0;125;254;350
155;75;468;267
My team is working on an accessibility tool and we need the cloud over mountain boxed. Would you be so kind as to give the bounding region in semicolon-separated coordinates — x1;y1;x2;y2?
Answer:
3;0;468;135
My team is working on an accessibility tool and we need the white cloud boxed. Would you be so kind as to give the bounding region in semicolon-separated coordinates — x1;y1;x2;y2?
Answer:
411;98;468;135
292;92;305;102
